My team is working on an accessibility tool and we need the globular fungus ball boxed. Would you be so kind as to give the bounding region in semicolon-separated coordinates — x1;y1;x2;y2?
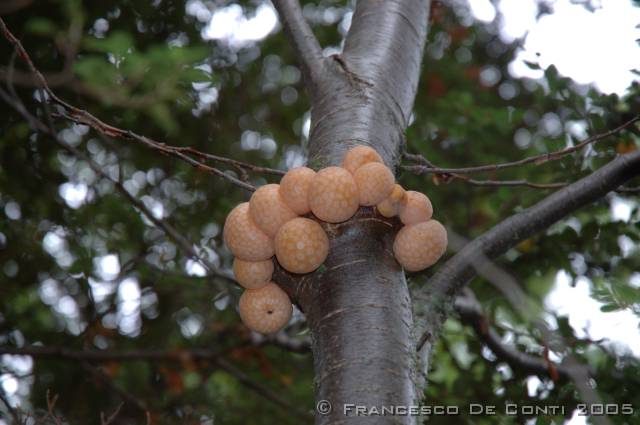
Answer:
233;258;274;289
309;166;359;223
341;145;383;174
239;282;292;334
393;220;448;272
399;190;433;225
223;202;274;261
377;184;406;218
275;217;329;274
353;162;395;206
279;167;316;215
249;184;297;238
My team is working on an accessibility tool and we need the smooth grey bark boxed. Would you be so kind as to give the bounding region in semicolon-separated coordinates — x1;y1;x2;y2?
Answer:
273;1;431;424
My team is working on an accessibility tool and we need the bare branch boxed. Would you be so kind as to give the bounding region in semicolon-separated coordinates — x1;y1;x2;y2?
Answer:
0;17;282;192
100;403;124;425
403;115;639;175
214;358;313;420
414;152;639;423
429;149;640;303
0;346;220;362
0;346;312;420
455;289;572;381
0;87;235;291
417;224;625;425
271;0;325;91
84;363;149;413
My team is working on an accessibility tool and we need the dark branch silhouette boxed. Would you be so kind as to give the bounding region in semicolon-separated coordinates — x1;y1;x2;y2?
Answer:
455;289;572;381
403;115;639;175
0;17;283;192
271;0;325;92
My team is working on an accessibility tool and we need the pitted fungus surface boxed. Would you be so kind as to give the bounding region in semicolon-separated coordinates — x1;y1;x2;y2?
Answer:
279;167;316;215
223;202;274;261
377;184;406;218
393;220;447;272
399;190;433;225
309;166;359;223
353;162;395;206
249;184;298;238
275;217;329;274
233;258;274;289
239;282;292;334
341;145;383;174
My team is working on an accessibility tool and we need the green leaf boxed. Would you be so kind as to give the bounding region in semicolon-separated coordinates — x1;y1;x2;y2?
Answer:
25;17;56;35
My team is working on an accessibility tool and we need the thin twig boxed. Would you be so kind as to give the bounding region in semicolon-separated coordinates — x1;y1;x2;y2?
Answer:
100;402;124;425
455;289;571;381
403;116;640;175
83;363;149;413
214;357;313;420
0;17;285;192
271;0;325;88
0;86;235;292
0;346;311;420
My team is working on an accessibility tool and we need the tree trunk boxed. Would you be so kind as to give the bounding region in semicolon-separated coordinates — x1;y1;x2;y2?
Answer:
284;1;432;423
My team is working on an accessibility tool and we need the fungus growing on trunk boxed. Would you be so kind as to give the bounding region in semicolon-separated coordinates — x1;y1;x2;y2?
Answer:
238;282;293;334
223;202;274;261
308;166;359;223
274;217;329;274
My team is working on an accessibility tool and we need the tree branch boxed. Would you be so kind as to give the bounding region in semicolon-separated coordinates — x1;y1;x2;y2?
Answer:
455;289;572;381
0;17;277;192
0;86;236;292
429;149;640;303
271;0;325;93
0;346;312;420
403;115;640;175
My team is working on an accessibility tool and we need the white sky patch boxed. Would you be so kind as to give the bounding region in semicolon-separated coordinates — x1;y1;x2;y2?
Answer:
94;254;120;281
467;0;640;95
0;374;18;395
468;0;498;22
117;277;142;337
59;182;88;209
545;272;640;357
200;3;278;48
186;259;207;277
512;0;640;94
610;195;636;222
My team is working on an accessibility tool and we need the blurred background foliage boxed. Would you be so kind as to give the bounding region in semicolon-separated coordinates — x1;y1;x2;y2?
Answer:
0;0;639;424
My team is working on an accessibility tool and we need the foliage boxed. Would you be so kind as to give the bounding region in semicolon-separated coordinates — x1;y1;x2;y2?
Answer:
0;0;638;424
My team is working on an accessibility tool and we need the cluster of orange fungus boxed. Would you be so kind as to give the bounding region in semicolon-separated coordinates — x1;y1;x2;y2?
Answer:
239;282;293;334
341;145;383;174
223;145;447;334
249;184;297;238
275;218;329;274
354;162;395;206
393;220;447;272
233;258;274;289
377;184;406;218
399;190;433;225
309;166;359;223
223;203;274;261
279;167;315;215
